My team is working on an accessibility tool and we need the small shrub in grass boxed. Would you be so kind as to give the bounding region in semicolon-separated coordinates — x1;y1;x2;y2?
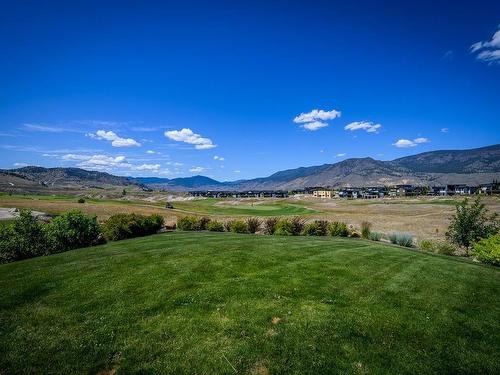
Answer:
198;216;211;230
47;210;102;253
350;232;361;238
177;216;200;231
471;234;500;266
302;220;328;236
230;220;248;234
418;239;457;255
275;218;294;236
103;213;164;241
290;216;306;235
328;221;349;237
223;220;233;232
388;232;414;247
361;221;372;239
77;198;85;204
419;239;435;251
206;220;224;232
263;217;278;235
368;231;382;241
246;217;261;234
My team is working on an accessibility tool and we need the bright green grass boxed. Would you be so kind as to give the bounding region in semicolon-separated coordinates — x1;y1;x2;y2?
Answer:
1;233;499;374
172;198;317;216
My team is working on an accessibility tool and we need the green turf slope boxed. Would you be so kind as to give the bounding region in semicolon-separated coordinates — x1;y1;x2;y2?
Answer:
0;232;499;374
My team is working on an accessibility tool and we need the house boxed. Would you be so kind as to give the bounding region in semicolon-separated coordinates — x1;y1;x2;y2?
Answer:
313;189;332;198
389;185;414;197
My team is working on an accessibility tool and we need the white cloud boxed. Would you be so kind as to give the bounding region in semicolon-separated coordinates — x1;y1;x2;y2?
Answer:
13;162;28;167
134;163;161;171
23;124;68;132
293;108;341;132
146;150;155;154
166;161;184;166
441;128;449;133
233;170;241;173
213;155;225;161
302;121;328;131
293;109;341;123
87;130;141;147
413;137;429;144
77;155;131;170
164;128;216;149
189;166;206;173
336;153;346;157
470;27;500;64
344;121;381;133
62;154;91;161
393;137;430;148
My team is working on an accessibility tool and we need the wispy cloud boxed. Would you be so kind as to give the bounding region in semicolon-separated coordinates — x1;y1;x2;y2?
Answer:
87;130;141;147
189;166;206;172
344;121;381;133
470;26;500;64
441;128;449;133
213;155;225;161
23;123;77;133
146;150;156;154
293;108;341;131
393;137;430;148
13;162;28;167
336;153;346;157
164;128;216;149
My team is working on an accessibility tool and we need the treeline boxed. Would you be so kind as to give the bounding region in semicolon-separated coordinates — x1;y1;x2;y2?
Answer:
0;211;164;263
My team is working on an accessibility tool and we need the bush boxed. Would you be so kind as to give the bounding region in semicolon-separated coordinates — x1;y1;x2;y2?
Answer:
302;220;328;236
177;216;200;231
230;220;248;234
246;217;261;234
198;216;211;230
46;210;102;253
446;197;499;251
388;232;414;247
419;239;456;255
328;221;349;237
361;221;372;239
368;231;382;241
290;216;306;236
223;220;233;232
263;217;278;235
103;213;164;241
275;218;294;236
206;220;224;232
471;235;500;266
77;198;85;204
0;210;48;263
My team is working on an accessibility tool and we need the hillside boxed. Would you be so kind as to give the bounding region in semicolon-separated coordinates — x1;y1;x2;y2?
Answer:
1;144;499;191
0;232;499;374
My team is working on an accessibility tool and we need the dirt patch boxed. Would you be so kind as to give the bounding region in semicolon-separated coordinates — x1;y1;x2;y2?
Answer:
250;362;270;375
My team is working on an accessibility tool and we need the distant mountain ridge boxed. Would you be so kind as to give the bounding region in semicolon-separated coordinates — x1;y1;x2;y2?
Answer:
1;144;499;191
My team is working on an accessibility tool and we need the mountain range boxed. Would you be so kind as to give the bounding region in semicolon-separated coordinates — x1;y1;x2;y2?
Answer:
1;144;499;192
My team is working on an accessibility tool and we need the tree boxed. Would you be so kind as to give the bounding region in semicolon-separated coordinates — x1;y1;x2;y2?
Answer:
446;197;499;252
122;189;127;196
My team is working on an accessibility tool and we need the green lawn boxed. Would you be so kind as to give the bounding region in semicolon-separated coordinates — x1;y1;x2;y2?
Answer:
0;233;499;374
172;198;317;216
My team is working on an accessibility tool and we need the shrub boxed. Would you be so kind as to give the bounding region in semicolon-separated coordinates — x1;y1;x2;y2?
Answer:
419;239;435;251
198;216;211;230
77;198;85;204
361;221;372;239
350;232;361;238
0;210;48;263
103;213;164;241
388;232;414;247
246;217;261;234
368;231;382;241
263;217;278;235
302;220;328;236
177;216;200;231
471;234;500;266
418;239;456;255
290;216;306;236
206;220;224;232
230;220;248;234
446;197;499;251
223;220;233;232
275;218;294;236
46;210;102;253
328;221;349;237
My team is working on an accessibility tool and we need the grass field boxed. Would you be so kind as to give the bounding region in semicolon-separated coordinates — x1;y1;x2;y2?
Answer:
0;193;499;240
0;232;499;374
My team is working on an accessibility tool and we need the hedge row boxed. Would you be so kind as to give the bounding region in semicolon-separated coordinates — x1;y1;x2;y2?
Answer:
0;210;164;263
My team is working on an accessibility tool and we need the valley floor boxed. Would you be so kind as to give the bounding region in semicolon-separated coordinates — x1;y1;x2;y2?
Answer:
0;232;499;374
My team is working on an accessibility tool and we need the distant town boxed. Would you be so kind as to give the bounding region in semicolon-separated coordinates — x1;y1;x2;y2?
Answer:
188;181;500;199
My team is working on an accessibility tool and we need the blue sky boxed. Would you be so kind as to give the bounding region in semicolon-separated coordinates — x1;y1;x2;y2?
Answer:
1;1;499;180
